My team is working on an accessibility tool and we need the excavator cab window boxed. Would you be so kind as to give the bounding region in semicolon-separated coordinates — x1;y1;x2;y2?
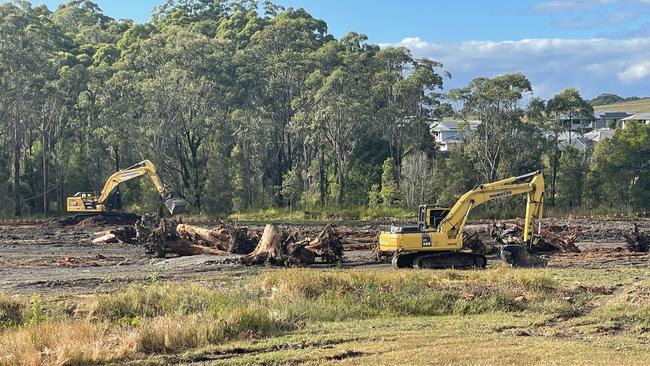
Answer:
418;205;450;230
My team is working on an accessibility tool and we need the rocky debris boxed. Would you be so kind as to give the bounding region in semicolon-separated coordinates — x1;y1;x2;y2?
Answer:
623;224;649;252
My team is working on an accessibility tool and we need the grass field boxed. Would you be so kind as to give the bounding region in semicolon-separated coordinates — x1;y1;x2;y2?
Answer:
0;266;648;365
595;98;650;113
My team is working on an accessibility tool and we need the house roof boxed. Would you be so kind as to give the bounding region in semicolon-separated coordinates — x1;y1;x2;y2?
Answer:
584;128;614;142
621;113;650;121
429;120;481;132
594;110;632;119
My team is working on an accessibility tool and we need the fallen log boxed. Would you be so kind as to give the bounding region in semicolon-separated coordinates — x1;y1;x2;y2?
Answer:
162;239;230;256
176;224;231;251
176;223;259;254
91;226;137;244
92;233;118;244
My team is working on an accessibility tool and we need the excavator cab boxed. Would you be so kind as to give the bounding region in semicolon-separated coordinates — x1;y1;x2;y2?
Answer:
418;205;450;231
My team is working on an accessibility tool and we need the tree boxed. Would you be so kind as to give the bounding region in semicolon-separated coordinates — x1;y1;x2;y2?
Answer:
371;47;446;178
293;33;375;206
380;157;399;207
545;88;593;205
588;123;650;211
401;151;433;209
449;73;534;182
0;2;57;215
556;146;586;209
432;147;476;206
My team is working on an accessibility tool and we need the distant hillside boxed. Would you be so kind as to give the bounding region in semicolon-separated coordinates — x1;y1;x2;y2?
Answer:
589;93;641;106
594;98;650;113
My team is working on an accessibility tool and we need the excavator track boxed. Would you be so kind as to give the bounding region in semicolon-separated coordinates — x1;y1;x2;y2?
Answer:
392;251;486;269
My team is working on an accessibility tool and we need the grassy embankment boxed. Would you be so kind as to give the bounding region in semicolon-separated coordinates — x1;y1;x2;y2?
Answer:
1;267;649;365
595;97;650;113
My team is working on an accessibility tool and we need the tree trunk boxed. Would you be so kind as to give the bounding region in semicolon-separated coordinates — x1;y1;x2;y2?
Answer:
550;132;559;206
319;149;326;207
13;137;21;217
42;127;48;215
337;167;345;206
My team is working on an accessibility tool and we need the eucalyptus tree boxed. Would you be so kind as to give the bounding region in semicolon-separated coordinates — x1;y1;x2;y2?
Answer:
0;2;57;215
545;88;593;205
246;8;330;205
449;73;534;183
122;25;234;211
292;33;376;206
370;47;446;178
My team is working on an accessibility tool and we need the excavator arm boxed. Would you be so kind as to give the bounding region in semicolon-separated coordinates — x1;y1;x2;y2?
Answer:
438;171;544;245
98;160;167;203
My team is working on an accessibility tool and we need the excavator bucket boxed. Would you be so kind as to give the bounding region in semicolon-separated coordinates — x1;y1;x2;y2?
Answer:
163;197;187;216
499;245;548;268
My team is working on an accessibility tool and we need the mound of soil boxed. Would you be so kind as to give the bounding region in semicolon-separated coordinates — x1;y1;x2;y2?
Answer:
48;213;141;228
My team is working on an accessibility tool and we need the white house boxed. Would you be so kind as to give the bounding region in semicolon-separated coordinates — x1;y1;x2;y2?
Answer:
429;120;481;152
620;113;650;129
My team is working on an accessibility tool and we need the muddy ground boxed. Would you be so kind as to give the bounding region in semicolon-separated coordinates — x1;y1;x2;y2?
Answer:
0;218;648;295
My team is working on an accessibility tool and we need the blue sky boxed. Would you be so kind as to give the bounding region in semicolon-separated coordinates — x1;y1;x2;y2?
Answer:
23;0;650;98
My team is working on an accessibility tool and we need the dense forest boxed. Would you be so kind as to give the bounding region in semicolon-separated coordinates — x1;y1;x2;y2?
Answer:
1;0;649;217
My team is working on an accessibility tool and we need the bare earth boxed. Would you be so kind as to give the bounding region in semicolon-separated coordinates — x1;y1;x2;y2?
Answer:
0;218;648;296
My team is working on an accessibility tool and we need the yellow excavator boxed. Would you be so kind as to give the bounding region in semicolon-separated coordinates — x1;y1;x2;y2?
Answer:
67;160;186;216
379;171;544;268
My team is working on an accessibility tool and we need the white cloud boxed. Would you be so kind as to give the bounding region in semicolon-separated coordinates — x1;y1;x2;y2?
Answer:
618;61;650;82
382;37;650;98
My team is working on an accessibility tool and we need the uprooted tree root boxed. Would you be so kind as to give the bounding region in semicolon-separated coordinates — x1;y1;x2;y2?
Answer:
624;224;650;252
460;222;580;256
93;215;345;265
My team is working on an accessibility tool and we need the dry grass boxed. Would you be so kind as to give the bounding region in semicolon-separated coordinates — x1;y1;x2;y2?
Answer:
0;320;128;366
0;268;648;365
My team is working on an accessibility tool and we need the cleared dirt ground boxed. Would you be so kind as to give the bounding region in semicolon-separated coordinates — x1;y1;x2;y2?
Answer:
1;218;648;296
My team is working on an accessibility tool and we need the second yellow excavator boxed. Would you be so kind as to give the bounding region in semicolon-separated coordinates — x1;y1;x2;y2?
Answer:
379;171;545;268
67;160;186;216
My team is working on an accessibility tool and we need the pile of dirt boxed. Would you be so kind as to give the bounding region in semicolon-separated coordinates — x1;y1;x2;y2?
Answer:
48;213;140;228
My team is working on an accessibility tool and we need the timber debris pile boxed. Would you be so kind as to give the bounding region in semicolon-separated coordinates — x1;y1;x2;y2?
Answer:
463;221;580;254
91;215;345;265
